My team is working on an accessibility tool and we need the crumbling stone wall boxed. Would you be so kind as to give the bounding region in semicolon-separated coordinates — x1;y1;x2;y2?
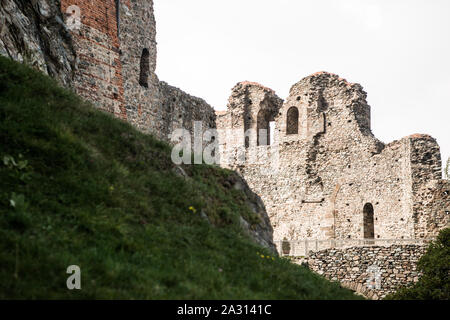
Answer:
307;245;427;299
218;72;449;242
158;82;217;142
62;0;216;141
1;0;216;142
414;179;450;238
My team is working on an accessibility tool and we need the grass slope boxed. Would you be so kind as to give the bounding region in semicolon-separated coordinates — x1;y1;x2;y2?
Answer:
0;56;360;299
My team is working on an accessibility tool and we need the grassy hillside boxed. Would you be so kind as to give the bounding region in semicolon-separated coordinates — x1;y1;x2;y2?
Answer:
0;56;360;299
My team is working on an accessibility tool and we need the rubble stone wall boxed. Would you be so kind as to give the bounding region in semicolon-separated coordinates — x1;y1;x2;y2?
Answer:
307;245;427;299
0;0;76;86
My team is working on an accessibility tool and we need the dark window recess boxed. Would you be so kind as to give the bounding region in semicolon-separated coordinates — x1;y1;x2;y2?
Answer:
139;48;150;88
363;203;375;239
257;110;271;146
286;107;299;135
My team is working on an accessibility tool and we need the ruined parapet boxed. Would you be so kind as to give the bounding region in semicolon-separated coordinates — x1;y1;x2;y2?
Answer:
159;81;216;141
217;81;283;168
283;72;370;137
405;134;448;238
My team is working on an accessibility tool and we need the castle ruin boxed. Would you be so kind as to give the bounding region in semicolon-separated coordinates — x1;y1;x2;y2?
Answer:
217;75;450;243
1;0;448;244
1;0;449;298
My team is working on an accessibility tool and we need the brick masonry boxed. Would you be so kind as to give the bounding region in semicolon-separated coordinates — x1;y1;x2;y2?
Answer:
59;0;216;140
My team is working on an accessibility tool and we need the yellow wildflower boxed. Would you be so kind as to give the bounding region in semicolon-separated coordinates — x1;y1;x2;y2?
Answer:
188;206;197;213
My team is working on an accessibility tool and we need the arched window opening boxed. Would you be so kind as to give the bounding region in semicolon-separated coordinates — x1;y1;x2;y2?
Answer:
257;110;271;146
286;107;299;135
363;203;375;239
139;48;150;88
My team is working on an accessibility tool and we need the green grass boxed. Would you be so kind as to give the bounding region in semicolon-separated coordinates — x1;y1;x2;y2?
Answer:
0;56;360;299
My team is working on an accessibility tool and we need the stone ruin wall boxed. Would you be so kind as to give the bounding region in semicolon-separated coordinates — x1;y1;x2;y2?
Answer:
1;1;448;244
413;179;450;238
0;0;216;142
218;73;449;242
61;0;216;141
307;245;427;299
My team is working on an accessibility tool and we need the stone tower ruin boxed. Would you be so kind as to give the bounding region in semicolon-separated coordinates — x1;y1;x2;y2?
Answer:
217;73;450;242
59;0;216;140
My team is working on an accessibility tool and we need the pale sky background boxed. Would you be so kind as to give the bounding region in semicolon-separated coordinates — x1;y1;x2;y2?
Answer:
154;0;450;172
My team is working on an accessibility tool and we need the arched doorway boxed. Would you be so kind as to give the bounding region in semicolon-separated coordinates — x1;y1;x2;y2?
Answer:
363;203;375;239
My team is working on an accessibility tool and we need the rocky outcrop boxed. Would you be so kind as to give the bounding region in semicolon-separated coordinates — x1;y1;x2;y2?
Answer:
174;164;277;253
307;245;427;299
226;172;277;253
0;0;76;87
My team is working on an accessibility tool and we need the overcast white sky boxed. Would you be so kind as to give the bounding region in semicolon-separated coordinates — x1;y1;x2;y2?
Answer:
154;0;450;170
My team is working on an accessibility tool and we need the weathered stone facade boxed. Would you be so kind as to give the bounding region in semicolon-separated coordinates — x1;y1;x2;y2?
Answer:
59;0;217;141
1;0;216;142
2;1;448;285
307;245;427;299
218;73;450;242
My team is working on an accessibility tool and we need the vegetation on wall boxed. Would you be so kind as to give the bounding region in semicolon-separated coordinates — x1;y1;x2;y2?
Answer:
0;56;360;299
386;228;450;300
